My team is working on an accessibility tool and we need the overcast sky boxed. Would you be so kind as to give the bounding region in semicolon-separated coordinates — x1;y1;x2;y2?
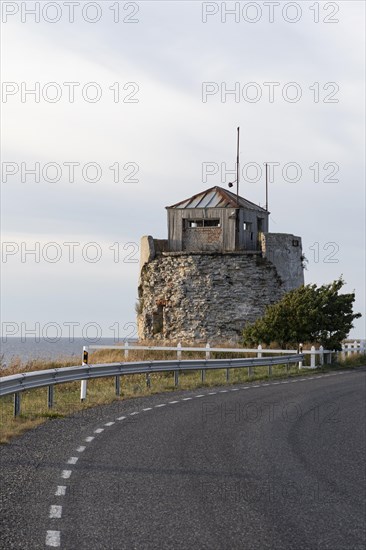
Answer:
1;0;365;341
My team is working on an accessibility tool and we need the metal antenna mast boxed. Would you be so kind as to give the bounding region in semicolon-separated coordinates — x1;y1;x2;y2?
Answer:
236;126;240;206
228;127;240;204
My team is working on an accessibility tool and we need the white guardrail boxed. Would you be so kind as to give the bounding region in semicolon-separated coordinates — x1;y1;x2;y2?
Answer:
87;340;364;369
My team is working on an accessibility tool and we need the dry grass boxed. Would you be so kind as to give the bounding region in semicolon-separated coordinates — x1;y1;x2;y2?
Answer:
0;344;364;444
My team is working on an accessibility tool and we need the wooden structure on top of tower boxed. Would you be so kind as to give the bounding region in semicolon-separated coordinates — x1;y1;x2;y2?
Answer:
166;185;269;253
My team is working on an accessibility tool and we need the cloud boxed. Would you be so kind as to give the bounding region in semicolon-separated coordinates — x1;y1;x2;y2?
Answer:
1;2;364;337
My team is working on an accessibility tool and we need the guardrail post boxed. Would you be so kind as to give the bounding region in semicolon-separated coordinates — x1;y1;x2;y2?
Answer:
115;375;121;396
201;369;206;383
48;385;54;409
146;373;151;389
268;364;272;377
80;346;88;402
310;346;316;368
13;392;21;417
124;340;129;360
285;354;290;373
200;343;210;383
346;343;351;357
257;345;262;358
353;340;358;355
319;346;324;366
176;343;182;386
341;343;345;361
205;343;211;359
248;366;253;377
298;344;303;369
226;368;230;382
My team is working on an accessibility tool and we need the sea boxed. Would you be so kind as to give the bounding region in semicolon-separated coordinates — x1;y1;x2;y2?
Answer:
0;337;138;368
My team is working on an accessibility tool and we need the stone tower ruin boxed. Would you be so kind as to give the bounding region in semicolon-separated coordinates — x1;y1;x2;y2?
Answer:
137;186;304;343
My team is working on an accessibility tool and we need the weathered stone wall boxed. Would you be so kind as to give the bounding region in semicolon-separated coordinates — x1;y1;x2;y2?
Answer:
139;235;155;271
137;252;289;343
261;233;304;292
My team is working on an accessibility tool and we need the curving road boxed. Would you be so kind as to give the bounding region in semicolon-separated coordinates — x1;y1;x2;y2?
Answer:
1;368;365;549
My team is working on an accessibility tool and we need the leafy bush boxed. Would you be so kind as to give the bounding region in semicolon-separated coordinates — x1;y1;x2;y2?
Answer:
243;277;361;351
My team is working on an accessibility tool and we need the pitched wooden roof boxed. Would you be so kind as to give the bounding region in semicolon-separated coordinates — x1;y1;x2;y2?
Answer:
166;186;268;212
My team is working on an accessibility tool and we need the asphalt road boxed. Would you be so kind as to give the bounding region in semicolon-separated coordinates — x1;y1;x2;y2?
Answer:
1;369;365;550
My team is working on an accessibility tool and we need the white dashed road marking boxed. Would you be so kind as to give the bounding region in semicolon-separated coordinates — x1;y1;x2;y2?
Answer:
117;416;126;420
67;457;78;465
85;436;94;442
77;446;86;452
49;505;62;519
182;397;192;401
94;428;104;433
55;486;66;496
46;530;60;547
143;407;152;411
61;470;72;479
155;404;166;408
105;421;115;426
169;400;179;404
